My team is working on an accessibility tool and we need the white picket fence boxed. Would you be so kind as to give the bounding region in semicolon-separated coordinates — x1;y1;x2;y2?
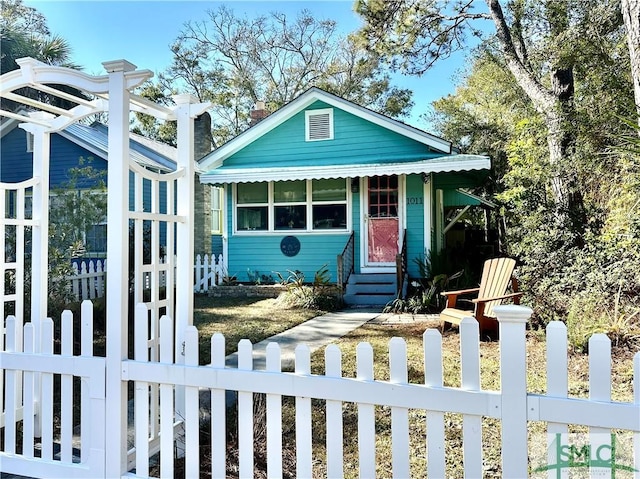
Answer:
67;259;106;301
65;254;224;301
1;303;106;478
1;304;638;478
194;253;225;292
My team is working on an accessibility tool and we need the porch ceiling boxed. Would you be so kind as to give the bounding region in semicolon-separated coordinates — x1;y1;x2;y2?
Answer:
200;154;490;184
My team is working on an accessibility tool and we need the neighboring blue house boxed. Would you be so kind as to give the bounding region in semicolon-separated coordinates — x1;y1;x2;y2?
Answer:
199;88;491;303
1;117;215;258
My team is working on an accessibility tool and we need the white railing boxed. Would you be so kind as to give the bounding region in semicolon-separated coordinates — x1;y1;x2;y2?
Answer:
65;253;224;301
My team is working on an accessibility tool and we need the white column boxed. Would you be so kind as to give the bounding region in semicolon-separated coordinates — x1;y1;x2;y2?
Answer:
435;188;444;252
22;113;53;347
172;94;210;346
495;304;533;478
423;174;432;257
22;113;53;439
103;59;136;478
172;94;209;457
173;94;196;346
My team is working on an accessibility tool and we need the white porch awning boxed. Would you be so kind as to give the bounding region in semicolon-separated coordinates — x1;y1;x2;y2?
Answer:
200;154;490;184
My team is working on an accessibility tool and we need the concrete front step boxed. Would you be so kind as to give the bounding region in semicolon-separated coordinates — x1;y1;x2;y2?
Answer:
343;293;396;306
344;273;397;306
348;273;396;284
347;283;396;295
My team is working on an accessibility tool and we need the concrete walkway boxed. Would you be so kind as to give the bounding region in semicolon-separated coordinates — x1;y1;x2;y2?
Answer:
224;308;382;370
223;308;441;370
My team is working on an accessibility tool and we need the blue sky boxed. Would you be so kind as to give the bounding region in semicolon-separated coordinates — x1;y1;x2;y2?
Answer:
24;0;476;129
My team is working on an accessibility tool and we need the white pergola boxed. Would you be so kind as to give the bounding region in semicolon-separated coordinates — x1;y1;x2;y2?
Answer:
0;57;209;476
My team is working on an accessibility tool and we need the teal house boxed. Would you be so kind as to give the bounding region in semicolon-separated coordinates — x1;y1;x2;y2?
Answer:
199;88;490;304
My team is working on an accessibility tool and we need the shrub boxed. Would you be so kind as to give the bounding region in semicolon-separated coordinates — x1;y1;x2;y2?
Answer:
276;264;343;311
567;287;640;351
384;250;466;314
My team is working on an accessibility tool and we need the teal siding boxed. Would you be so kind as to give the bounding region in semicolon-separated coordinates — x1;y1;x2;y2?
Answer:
224;101;442;169
211;235;223;257
405;174;425;279
224;185;360;283
228;233;351;283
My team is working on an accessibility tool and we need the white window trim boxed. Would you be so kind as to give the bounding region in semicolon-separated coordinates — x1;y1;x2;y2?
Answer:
233;179;351;234
305;108;334;142
211;186;223;234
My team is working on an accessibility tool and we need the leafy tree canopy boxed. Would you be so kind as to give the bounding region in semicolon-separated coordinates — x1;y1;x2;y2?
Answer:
1;0;77;74
1;0;81;113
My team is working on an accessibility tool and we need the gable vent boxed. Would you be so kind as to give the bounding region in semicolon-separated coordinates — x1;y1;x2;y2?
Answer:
305;109;333;141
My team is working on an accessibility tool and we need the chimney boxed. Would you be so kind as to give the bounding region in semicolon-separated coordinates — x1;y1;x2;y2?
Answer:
194;112;213;255
194;112;213;161
249;100;269;126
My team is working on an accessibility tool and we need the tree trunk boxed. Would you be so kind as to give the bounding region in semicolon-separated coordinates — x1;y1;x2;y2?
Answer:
622;0;640;128
486;0;584;231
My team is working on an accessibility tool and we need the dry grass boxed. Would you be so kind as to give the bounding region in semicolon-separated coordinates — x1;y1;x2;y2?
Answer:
193;295;322;364
299;320;636;478
187;307;636;478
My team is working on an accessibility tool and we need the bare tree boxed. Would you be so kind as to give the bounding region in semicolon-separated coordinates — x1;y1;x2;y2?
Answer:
149;6;413;144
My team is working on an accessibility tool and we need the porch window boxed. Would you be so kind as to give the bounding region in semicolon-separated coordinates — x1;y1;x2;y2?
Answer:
237;182;268;230
234;178;348;233
274;180;307;230
311;178;346;229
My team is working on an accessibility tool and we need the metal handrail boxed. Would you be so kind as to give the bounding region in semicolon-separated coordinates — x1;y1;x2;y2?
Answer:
395;229;407;297
336;231;355;292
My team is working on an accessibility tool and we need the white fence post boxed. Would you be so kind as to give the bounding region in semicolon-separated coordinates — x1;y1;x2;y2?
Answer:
357;342;376;478
134;303;150;478
460;317;482;476
589;333;612;468
325;344;344;479
495;304;533;478
424;329;446;476
296;345;313;478
546;321;569;478
389;337;410;478
210;333;227;478
238;339;254;477
104;59;138;479
185;325;200;479
267;343;284;478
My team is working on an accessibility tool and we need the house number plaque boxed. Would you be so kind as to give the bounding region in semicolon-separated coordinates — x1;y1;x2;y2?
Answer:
280;236;301;257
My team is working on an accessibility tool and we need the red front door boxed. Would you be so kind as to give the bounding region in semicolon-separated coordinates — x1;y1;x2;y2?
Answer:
366;176;399;264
